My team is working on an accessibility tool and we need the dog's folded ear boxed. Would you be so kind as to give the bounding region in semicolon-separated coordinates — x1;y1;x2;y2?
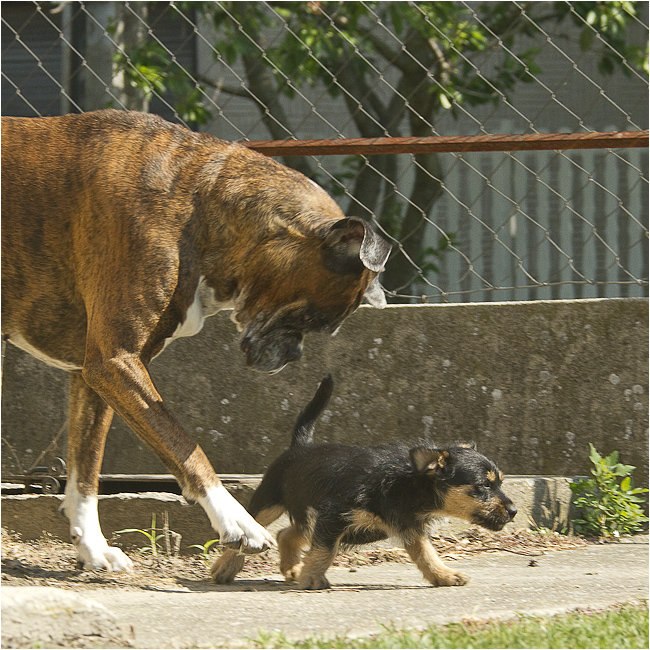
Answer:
410;447;450;475
363;275;387;308
322;217;391;274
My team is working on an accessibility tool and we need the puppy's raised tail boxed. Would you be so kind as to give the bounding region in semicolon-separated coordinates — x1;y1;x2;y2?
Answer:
292;374;334;447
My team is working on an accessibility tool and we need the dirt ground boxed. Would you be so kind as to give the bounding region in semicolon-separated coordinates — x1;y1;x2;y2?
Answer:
1;526;590;592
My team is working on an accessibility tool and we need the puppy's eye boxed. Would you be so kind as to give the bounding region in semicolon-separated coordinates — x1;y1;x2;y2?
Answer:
484;480;492;489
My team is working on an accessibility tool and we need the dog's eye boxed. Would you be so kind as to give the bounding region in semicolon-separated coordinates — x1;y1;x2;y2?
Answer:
484;480;492;489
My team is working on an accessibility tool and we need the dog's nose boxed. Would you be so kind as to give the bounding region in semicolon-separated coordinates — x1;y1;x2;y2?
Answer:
506;503;517;520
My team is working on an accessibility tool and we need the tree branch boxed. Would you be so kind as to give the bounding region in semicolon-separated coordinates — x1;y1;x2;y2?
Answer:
196;75;251;99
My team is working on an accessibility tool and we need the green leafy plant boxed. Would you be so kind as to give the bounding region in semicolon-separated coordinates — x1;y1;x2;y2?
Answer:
112;43;211;126
189;538;221;566
116;513;165;556
570;444;648;537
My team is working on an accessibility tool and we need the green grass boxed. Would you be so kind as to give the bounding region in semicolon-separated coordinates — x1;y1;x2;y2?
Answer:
250;601;648;649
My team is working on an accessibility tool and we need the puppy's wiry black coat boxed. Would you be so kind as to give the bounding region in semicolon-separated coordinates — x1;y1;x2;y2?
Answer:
212;375;517;589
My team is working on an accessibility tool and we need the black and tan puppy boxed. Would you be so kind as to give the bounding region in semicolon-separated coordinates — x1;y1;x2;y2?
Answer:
212;375;517;589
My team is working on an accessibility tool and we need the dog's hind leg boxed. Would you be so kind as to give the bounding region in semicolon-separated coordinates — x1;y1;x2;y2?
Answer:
277;525;310;583
404;535;469;587
63;372;133;571
211;504;284;584
296;543;338;590
293;516;342;589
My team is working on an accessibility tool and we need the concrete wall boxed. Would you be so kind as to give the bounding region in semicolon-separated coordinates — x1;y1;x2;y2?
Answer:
0;476;578;548
2;298;648;486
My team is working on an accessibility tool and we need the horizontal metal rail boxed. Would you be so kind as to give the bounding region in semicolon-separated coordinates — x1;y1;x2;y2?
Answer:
243;130;649;157
0;473;264;494
98;473;263;485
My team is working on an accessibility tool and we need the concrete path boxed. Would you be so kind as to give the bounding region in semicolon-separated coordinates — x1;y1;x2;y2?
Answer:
2;539;648;649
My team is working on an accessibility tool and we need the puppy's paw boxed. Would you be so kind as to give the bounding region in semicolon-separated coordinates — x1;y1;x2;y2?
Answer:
298;573;331;590
281;563;303;583
428;570;470;587
211;549;245;584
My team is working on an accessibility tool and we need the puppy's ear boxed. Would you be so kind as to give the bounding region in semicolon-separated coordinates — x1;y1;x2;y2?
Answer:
455;441;477;451
322;217;391;274
410;447;450;475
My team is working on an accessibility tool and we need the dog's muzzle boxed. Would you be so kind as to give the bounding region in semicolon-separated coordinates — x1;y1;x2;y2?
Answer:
474;499;517;531
241;330;304;374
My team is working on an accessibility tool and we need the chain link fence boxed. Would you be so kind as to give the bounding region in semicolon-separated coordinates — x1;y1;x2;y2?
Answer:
2;1;648;302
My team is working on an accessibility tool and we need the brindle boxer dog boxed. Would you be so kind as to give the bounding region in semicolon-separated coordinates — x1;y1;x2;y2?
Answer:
1;110;391;572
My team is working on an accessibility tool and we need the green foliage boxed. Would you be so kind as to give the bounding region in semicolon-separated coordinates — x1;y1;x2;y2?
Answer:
112;40;211;125
570;444;648;537
568;1;649;75
112;1;649;144
189;538;221;565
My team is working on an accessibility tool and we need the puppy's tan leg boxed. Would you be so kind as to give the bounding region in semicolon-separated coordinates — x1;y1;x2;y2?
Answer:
296;544;337;590
63;372;133;571
277;525;309;583
211;505;284;584
404;536;469;587
211;549;245;584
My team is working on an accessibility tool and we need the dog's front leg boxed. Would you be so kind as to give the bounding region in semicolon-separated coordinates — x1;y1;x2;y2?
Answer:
63;372;133;571
404;536;469;587
81;351;274;555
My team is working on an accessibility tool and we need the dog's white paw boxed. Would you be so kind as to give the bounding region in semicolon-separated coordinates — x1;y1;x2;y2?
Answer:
63;484;132;572
71;526;133;572
199;485;275;554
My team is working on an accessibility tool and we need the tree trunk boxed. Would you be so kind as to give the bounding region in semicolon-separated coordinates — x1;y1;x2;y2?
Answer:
112;2;150;112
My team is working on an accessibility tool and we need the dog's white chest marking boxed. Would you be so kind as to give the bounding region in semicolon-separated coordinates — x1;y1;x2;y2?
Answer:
8;333;83;371
9;277;229;367
160;276;233;353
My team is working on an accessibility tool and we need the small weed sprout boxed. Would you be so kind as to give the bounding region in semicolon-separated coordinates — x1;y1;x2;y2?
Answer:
116;513;170;557
189;538;221;565
570;444;648;537
160;511;182;557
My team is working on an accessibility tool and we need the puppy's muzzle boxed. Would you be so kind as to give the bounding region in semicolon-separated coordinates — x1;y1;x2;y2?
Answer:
241;331;304;373
473;497;517;531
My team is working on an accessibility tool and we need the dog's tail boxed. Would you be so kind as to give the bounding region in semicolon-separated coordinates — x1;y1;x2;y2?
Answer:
292;374;334;447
